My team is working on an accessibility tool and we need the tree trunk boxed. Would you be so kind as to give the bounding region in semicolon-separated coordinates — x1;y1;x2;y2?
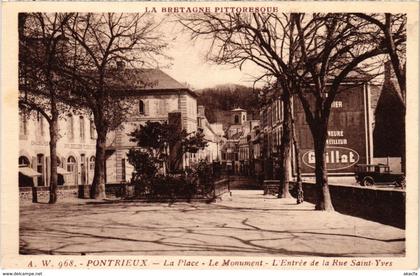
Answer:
291;115;304;204
278;95;292;198
48;115;58;204
90;126;107;199
312;122;334;211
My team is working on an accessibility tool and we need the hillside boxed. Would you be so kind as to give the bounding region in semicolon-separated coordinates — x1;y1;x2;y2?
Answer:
196;84;260;124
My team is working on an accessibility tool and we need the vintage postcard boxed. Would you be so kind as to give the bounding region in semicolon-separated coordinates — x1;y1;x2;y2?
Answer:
0;1;418;272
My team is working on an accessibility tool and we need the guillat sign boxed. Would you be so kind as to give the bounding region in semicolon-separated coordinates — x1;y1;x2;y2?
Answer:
302;146;360;171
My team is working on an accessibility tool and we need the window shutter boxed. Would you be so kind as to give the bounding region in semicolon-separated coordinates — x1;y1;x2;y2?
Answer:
32;157;37;186
62;157;66;168
144;100;149;115
158;99;165;115
162;99;167;114
31;157;37;169
46;156;50;187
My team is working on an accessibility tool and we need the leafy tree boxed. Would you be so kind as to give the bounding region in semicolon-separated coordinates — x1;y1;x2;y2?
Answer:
129;121;178;165
183;129;208;154
126;150;158;178
128;121;208;174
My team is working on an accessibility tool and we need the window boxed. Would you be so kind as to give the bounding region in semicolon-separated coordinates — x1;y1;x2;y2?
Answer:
158;99;166;115
139;100;145;114
37;154;43;164
19;111;28;136
90;119;95;139
67;156;76;172
89;156;95;170
19;156;30;167
79;116;85;140
37;154;44;186
121;158;126;182
68;114;74;139
40;116;44;136
234;115;239;124
36;111;45;137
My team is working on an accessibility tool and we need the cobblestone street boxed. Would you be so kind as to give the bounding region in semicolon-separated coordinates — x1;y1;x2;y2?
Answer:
19;190;405;256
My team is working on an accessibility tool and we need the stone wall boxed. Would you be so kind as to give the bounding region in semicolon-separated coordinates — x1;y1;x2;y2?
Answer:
19;185;79;202
263;180;405;229
19;183;132;202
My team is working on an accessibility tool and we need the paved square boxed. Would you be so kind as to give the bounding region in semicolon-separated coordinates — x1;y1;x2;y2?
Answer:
19;190;405;256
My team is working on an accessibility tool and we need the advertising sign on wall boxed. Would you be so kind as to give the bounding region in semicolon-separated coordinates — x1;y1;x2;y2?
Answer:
294;83;371;175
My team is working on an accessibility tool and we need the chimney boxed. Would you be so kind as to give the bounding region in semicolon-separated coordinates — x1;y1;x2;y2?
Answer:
116;61;126;71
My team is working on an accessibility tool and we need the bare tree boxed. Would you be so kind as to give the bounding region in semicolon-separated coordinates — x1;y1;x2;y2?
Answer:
61;13;167;199
290;101;303;204
354;13;406;106
354;13;406;174
19;13;74;203
179;13;302;198
291;13;406;210
181;13;405;210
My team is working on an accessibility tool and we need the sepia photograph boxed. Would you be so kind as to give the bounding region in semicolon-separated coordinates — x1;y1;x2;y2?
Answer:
1;1;419;271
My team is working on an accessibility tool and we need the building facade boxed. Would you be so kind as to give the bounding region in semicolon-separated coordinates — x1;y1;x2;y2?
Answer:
105;69;197;183
257;73;387;179
19;110;97;187
196;105;224;163
19;69;221;188
221;107;260;175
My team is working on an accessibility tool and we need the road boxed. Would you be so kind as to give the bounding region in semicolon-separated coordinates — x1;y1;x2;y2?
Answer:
19;190;405;256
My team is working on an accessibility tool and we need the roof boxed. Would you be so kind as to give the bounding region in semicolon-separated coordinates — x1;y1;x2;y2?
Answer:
107;68;197;97
231;107;246;112
340;68;375;82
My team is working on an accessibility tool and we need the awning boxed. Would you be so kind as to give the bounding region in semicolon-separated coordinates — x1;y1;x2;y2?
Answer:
19;167;41;177
57;167;72;175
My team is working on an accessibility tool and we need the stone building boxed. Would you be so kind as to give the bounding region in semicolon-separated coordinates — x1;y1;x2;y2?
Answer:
19;110;97;187
105;68;218;183
221;107;259;174
257;70;387;179
19;68;221;189
196;105;224;163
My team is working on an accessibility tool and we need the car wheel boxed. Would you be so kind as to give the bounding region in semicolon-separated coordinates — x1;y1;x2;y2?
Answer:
362;176;374;186
394;176;406;189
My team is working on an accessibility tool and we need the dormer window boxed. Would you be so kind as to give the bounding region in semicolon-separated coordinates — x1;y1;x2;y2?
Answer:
139;100;145;114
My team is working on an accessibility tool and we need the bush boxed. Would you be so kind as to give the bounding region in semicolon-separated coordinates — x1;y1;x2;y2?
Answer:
127;149;158;178
132;174;198;200
129;160;218;201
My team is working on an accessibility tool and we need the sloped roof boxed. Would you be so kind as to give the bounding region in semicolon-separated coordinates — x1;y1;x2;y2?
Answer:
107;68;196;97
340;67;375;82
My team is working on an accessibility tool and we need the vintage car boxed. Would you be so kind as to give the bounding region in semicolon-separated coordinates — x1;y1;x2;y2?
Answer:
354;164;405;187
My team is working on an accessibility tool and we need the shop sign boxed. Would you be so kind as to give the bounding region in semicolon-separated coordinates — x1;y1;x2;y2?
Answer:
302;147;360;171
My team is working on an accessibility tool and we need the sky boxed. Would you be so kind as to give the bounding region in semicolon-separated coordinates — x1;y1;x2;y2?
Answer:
155;18;266;90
